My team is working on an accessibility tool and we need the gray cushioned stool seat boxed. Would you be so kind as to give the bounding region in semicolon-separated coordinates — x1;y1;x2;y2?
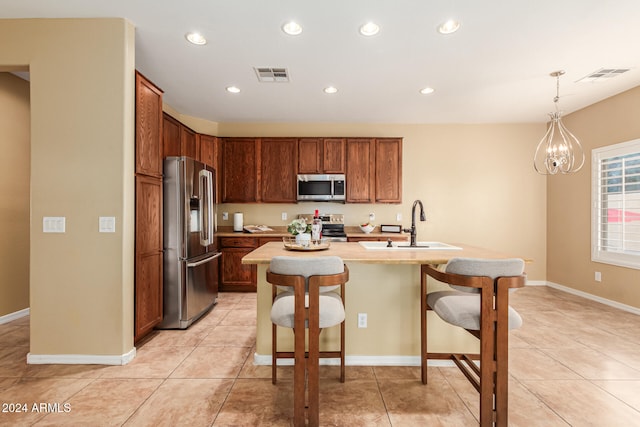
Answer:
427;257;525;330
427;290;523;330
269;255;346;328
271;291;345;328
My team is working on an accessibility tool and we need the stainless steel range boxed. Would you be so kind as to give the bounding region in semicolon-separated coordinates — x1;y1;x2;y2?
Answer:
298;213;347;242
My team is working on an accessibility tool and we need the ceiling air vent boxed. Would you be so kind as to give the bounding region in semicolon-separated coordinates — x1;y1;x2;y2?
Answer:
254;67;290;82
577;68;630;83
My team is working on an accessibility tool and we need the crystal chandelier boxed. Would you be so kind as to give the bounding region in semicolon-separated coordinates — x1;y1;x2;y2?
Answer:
534;70;585;175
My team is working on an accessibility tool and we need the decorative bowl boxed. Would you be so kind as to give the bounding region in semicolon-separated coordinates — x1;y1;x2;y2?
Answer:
359;223;376;234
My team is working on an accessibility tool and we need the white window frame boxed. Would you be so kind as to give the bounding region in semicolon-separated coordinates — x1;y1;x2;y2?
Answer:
591;138;640;270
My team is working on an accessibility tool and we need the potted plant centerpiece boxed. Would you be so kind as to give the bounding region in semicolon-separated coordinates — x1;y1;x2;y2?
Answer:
288;218;312;246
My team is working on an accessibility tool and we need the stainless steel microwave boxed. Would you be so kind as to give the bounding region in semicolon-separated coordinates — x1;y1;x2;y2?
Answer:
297;174;346;202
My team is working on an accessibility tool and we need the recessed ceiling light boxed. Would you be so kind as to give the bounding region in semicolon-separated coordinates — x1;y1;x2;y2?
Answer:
437;19;460;35
226;86;241;94
282;21;303;36
420;87;435;95
185;32;207;45
359;22;380;36
324;86;338;94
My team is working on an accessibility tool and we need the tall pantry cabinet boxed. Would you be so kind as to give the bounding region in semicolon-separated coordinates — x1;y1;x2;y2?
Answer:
134;72;164;342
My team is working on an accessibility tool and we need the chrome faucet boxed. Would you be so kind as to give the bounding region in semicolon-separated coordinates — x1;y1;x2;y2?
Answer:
403;199;426;247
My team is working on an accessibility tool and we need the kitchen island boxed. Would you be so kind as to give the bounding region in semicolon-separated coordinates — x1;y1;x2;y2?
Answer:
242;241;524;365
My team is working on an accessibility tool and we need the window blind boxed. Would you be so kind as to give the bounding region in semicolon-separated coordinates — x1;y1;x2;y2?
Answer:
592;139;640;269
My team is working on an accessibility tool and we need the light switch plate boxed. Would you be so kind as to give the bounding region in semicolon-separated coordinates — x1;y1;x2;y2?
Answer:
43;217;65;233
99;216;116;233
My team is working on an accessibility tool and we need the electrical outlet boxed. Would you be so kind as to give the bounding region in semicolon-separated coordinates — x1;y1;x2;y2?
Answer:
396;213;402;221
369;213;375;222
357;313;367;328
222;212;229;221
595;271;602;282
281;212;287;221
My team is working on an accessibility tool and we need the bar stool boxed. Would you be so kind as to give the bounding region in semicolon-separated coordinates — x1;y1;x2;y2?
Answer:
267;255;348;427
420;257;526;427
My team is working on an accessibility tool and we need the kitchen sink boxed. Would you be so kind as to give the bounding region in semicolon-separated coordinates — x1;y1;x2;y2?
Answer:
358;241;462;250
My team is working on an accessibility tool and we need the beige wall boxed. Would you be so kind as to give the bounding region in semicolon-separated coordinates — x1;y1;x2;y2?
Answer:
217;122;548;280
0;73;30;316
0;19;136;356
548;85;640;307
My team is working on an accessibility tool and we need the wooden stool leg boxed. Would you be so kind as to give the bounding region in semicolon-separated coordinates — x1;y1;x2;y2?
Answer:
479;283;493;427
494;278;510;427
340;319;345;383
293;330;305;427
308;287;320;427
293;287;306;427
272;323;277;385
421;265;428;384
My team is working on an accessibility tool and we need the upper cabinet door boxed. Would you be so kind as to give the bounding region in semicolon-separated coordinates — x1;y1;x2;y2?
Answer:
162;113;181;158
375;138;402;203
180;126;198;159
298;138;322;174
261;138;298;203
346;138;375;203
199;134;218;169
322;138;346;174
298;138;345;174
221;138;259;203
135;72;163;177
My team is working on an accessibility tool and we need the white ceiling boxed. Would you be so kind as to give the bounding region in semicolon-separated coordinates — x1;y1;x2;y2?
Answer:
3;0;640;124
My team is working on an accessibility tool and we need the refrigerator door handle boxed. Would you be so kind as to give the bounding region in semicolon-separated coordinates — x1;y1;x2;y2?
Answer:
198;169;214;247
186;252;222;268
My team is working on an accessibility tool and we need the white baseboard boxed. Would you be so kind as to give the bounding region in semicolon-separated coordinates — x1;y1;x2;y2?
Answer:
0;307;30;325
524;280;547;286
254;353;455;367
546;281;640;316
27;347;136;365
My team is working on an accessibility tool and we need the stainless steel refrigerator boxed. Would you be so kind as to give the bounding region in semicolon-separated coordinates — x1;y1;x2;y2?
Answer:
158;156;220;329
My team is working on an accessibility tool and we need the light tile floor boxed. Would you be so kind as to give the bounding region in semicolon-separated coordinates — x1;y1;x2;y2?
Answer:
1;287;640;426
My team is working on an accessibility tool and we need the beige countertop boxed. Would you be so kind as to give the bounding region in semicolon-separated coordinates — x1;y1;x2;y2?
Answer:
216;225;409;240
242;241;523;265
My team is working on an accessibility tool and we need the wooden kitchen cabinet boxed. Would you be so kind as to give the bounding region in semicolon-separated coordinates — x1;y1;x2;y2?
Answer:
135;72;164;342
261;138;298;203
221;138;259;203
134;174;163;341
298;138;345;174
346;138;376;203
219;237;258;292
323;138;346;173
135;72;163;177
199;134;217;169
375;138;402;203
298;138;322;174
218;236;284;292
220;135;400;204
162;113;181;158
181;126;198;159
163;113;199;160
345;138;402;204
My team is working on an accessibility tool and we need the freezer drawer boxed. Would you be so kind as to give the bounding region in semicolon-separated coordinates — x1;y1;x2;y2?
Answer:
158;252;220;329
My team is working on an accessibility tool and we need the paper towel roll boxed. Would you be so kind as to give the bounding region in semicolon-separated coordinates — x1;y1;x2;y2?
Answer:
233;212;243;231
